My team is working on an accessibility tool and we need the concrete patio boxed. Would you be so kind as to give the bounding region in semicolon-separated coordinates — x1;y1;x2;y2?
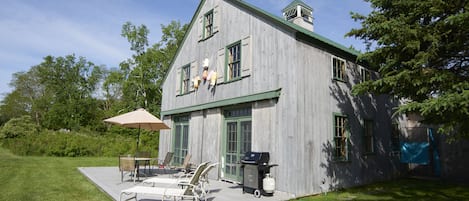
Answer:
78;167;294;201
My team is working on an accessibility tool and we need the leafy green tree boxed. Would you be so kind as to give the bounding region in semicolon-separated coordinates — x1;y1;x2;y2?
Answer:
104;21;187;115
347;0;469;139
2;55;104;130
35;55;104;130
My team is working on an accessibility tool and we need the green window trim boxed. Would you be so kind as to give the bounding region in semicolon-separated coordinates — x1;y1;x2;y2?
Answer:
363;119;375;155
172;115;190;166
180;64;191;95
203;9;214;39
161;88;281;117
226;41;242;82
222;107;252;182
333;113;349;161
360;67;372;83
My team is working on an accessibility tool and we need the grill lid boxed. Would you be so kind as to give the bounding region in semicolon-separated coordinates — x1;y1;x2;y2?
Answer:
241;151;270;165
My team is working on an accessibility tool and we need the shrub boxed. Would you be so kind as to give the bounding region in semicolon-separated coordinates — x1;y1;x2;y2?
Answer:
1;130;156;157
0;115;39;139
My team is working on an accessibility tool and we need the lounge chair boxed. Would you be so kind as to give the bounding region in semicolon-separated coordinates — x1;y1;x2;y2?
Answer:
153;152;173;169
142;162;218;199
171;154;192;172
119;155;137;183
142;162;210;186
120;162;209;201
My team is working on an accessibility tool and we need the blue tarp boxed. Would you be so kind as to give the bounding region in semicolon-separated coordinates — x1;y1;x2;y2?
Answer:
400;142;430;164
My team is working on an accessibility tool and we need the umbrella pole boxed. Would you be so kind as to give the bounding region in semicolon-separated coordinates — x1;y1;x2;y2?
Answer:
136;125;140;153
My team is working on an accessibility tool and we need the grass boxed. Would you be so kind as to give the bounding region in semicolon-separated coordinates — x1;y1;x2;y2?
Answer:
0;147;116;201
1;147;468;201
294;178;469;201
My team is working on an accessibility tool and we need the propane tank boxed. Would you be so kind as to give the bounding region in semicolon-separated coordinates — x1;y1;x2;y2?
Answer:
262;173;275;194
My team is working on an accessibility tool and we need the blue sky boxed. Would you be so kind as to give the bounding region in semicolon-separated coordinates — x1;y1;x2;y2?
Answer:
0;0;371;100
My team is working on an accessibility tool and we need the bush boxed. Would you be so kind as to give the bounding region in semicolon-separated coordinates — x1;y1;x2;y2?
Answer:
0;115;39;139
1;130;158;157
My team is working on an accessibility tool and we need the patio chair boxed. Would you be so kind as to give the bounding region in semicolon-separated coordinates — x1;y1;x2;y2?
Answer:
119;155;137;183
142;161;209;186
198;162;218;196
153;152;174;170
142;162;218;198
171;154;192;172
120;162;209;201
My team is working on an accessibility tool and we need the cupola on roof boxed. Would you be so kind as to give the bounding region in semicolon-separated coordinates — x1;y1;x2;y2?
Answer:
282;0;314;31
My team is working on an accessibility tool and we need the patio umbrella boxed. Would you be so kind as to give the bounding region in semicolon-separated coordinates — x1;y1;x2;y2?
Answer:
104;108;170;152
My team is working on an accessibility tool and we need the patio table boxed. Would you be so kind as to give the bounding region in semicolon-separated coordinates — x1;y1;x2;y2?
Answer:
135;157;152;180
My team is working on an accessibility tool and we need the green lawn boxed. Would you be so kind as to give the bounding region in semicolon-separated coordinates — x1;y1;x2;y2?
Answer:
294;178;469;201
1;147;468;201
0;147;116;201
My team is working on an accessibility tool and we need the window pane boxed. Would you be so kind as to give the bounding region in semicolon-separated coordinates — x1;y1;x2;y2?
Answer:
334;115;348;160
173;116;189;165
182;65;190;93
227;43;241;80
241;121;252;154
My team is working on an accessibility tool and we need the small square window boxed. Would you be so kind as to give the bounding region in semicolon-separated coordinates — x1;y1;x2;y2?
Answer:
227;42;241;80
332;57;346;81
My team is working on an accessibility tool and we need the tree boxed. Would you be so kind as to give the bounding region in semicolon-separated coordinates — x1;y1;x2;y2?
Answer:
104;21;187;115
347;0;469;139
1;55;104;130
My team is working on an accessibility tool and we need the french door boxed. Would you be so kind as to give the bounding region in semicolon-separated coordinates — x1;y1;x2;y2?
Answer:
173;116;189;166
223;108;251;182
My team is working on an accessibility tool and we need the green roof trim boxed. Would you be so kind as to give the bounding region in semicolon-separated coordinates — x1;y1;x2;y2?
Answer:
162;0;362;87
161;0;206;86
161;88;282;117
282;0;313;12
231;0;361;57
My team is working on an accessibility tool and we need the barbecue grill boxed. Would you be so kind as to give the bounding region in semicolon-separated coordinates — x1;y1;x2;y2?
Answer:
240;151;278;197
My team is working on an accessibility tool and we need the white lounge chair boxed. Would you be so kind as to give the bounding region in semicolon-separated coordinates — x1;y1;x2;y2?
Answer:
143;162;218;197
142;161;209;186
120;162;209;201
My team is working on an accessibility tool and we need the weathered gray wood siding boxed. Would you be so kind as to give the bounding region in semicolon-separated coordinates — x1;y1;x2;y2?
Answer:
159;0;399;197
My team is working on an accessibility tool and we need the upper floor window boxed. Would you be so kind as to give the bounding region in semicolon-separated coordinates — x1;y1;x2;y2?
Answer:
198;6;219;41
181;65;190;94
204;10;214;38
227;42;241;81
332;57;346;81
360;67;372;82
334;114;349;161
363;119;374;154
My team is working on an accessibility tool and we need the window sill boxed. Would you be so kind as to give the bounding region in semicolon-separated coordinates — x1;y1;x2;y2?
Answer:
216;74;250;86
176;90;195;97
198;31;218;42
332;78;347;83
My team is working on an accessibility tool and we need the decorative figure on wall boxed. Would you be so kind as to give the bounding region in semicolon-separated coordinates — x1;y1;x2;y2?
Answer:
202;67;209;80
192;76;201;89
210;71;217;86
202;58;209;80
